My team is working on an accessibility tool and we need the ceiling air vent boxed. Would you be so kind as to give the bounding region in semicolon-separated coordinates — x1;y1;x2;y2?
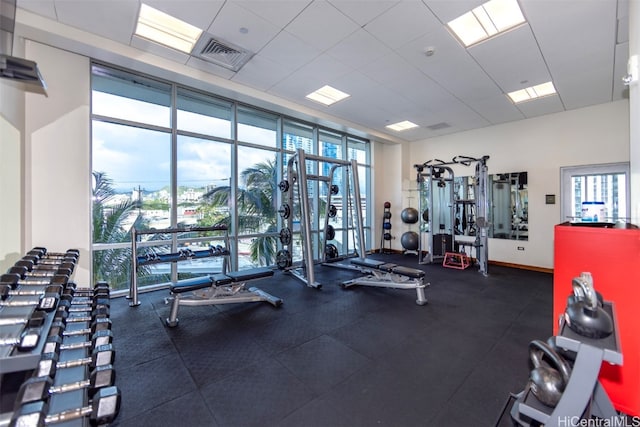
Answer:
192;34;254;72
427;122;451;131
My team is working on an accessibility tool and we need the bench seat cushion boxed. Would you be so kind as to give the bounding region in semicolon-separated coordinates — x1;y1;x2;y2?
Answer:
225;267;274;282
351;258;386;268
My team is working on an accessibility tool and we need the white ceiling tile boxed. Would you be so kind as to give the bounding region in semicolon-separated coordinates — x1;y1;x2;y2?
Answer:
258;30;320;71
328;0;398;26
234;0;312;29
206;2;280;53
232;54;293;91
284;0;359;51
396;27;501;101
469;24;551;93
53;0;139;45
364;0;441;49
18;0;56;20
326;29;393;70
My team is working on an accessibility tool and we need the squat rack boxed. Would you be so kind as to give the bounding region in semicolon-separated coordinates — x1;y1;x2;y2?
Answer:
414;155;489;276
277;148;366;288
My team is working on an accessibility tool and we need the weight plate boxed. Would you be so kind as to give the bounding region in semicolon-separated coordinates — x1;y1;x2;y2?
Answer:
279;227;292;245
328;204;337;218
326;225;335;241
279;203;291;219
276;250;292;269
278;180;289;192
325;244;338;259
330;184;339;195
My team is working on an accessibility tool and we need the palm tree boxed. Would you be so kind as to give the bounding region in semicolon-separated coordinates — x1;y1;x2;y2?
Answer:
203;158;278;266
92;171;145;289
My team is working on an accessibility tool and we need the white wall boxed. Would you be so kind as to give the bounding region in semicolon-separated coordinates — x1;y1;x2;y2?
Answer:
402;100;630;269
0;79;25;272
24;41;91;283
372;141;405;251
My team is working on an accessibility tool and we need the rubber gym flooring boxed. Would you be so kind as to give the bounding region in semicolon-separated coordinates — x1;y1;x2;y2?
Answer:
109;253;553;427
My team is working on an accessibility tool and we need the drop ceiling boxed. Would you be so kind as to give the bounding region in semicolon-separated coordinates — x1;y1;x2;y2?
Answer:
14;0;630;144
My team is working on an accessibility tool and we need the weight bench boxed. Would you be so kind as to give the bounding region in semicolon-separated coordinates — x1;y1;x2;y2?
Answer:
341;258;429;305
166;267;282;327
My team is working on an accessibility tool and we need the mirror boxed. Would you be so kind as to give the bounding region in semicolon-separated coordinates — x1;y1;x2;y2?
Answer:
453;176;476;236
489;172;528;240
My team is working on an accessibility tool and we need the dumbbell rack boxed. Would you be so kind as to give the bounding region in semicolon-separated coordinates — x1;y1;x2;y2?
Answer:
129;224;230;307
1;248;120;426
503;302;622;427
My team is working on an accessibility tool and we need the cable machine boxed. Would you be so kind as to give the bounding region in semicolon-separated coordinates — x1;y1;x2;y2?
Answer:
276;148;366;289
414;155;490;276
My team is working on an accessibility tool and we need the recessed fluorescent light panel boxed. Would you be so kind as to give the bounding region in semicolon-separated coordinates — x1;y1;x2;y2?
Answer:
447;0;526;47
305;85;350;106
386;120;419;132
507;81;556;103
135;3;203;53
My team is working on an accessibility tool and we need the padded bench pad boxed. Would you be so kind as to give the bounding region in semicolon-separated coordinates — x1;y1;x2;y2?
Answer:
225;267;274;282
350;258;424;279
351;258;386;269
391;266;425;279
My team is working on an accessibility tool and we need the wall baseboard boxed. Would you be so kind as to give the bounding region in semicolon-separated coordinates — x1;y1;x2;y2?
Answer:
489;261;553;274
371;250;553;274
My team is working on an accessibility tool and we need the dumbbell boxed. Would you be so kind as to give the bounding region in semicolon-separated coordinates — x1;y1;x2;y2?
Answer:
8;265;74;281
36;343;116;378
14;364;116;406
28;247;80;260
10;385;121;427
48;318;112;341
60;288;109;306
0;292;59;312
14;258;76;273
0;273;69;289
0;310;46;327
0;284;63;299
0;326;44;351
65;281;110;298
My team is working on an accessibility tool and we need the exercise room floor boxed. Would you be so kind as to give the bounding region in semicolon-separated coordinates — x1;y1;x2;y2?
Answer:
109;253;553;427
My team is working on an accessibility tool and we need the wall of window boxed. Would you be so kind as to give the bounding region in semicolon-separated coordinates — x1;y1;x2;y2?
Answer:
91;63;371;292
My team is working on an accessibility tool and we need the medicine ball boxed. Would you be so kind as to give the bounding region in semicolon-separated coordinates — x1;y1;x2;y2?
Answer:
384;201;391;208
528;340;571;407
383;232;392;241
401;207;419;224
401;231;419;251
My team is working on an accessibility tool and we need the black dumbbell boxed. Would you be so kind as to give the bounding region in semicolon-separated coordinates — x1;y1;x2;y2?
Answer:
48;317;112;341
64;281;110;299
0;292;59;312
14;364;116;406
10;385;121;427
8;264;74;279
0;273;69;289
14;258;76;274
0;310;47;328
28;247;80;260
0;326;44;351
60;330;114;351
36;343;116;379
0;284;63;299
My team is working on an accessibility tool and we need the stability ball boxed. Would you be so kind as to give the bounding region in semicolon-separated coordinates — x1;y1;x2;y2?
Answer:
401;207;419;224
401;231;419;251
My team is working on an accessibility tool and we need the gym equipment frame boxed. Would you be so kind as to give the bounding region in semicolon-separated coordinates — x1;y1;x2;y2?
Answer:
128;224;230;307
414;155;489;276
279;148;366;288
